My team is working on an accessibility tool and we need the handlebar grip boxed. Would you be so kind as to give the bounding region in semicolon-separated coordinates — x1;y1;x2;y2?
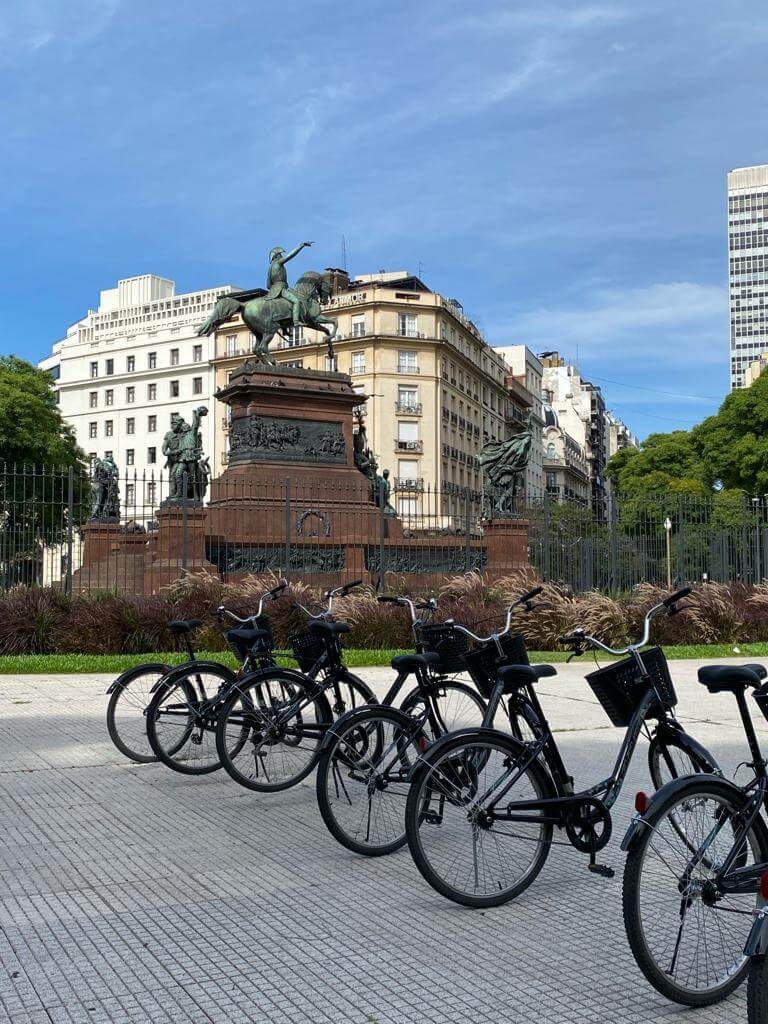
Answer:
663;586;693;608
377;596;403;604
521;586;544;602
269;582;288;596
557;633;583;645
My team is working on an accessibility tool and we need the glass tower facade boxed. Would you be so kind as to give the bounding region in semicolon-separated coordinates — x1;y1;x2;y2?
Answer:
728;165;768;388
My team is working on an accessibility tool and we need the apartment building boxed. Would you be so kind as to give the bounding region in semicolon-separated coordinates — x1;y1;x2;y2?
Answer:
39;275;237;505
210;270;510;518
728;164;768;388
542;404;590;504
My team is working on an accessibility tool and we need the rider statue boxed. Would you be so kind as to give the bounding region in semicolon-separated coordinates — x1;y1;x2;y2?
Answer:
266;242;313;327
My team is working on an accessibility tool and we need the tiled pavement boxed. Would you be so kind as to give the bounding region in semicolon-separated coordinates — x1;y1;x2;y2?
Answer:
0;660;763;1024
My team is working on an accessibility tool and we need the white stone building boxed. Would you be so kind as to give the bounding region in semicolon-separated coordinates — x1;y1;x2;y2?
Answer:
39;275;237;509
728;164;768;389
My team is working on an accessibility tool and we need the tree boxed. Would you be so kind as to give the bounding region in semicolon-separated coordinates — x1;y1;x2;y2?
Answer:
605;431;708;496
0;356;86;469
692;369;768;494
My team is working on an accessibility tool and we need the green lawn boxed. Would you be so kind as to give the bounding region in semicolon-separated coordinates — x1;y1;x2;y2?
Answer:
1;642;767;674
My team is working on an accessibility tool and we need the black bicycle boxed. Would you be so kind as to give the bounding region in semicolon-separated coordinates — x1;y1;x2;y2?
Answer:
145;580;291;775
404;587;721;908
314;590;513;857
213;580;376;792
622;657;768;1007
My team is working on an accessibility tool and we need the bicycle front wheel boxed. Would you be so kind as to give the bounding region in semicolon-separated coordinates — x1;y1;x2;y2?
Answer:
106;662;170;763
748;954;768;1024
399;681;487;731
623;776;768;1006
317;706;427;856
216;672;332;792
405;731;554;907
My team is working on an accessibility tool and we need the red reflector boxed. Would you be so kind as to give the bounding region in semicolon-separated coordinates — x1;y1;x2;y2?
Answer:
417;736;428;753
760;871;768;901
635;792;649;815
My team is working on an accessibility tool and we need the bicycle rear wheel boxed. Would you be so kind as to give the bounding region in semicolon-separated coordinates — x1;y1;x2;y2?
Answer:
623;776;768;1006
146;664;237;775
106;662;170;763
317;706;427;856
405;731;554;907
216;672;332;792
399;681;487;731
748;954;768;1024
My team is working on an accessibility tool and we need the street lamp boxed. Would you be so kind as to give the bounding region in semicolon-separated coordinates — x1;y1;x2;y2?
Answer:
664;516;672;589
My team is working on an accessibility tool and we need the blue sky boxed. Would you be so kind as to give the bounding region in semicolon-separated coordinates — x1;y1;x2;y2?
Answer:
1;0;766;438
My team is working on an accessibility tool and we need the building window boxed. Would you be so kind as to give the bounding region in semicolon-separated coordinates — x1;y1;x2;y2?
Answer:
148;383;157;401
105;389;114;406
105;358;114;375
105;420;113;437
146;481;156;505
193;376;203;395
398;496;418;516
148;415;157;432
88;422;97;439
126;355;135;373
148;352;157;369
397;386;419;412
125;483;135;505
282;359;303;369
285;326;304;347
226;335;238;357
147;446;157;464
193;344;203;362
104;450;113;460
397;459;420;488
126;449;134;466
351;315;366;338
397;313;418;337
90;361;98;378
126;417;135;435
170;380;179;397
397;420;420;451
89;391;98;408
351;351;365;374
126;386;135;404
397;350;418;373
170;348;179;366
325;355;338;372
546;443;556;458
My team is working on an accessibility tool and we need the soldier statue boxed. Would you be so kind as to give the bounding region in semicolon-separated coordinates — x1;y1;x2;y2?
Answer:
162;406;209;503
266;242;313;327
90;456;120;521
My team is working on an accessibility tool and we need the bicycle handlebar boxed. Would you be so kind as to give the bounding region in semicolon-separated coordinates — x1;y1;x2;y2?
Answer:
446;588;541;645
559;586;696;656
214;578;288;625
377;594;438;625
295;579;364;621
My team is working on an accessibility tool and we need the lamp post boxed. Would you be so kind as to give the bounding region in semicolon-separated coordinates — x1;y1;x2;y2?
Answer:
664;516;672;589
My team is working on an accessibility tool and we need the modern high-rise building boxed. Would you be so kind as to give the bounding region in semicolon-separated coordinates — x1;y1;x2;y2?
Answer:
727;164;768;388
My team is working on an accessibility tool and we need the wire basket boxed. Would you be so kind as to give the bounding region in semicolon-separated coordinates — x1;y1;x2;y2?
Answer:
420;624;471;675
463;632;530;699
585;646;676;727
226;615;273;661
288;630;328;672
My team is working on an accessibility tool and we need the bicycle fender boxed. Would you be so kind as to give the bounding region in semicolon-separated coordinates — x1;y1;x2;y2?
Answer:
746;909;768;958
621;773;745;853
406;726;524;782
106;662;171;694
660;720;722;775
148;660;236;693
318;701;390;753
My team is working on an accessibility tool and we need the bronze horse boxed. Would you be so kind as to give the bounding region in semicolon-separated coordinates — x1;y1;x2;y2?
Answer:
197;271;338;365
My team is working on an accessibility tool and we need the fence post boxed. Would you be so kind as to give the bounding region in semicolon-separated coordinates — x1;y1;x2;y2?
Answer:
609;493;619;592
378;480;386;592
542;491;551;581
676;493;686;583
464;488;472;572
181;473;189;576
284;477;291;579
65;465;74;595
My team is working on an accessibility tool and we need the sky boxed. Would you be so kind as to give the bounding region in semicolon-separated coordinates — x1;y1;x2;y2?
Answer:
1;0;767;439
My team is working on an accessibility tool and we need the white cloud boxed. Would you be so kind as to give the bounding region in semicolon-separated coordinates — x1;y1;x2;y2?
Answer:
0;1;120;59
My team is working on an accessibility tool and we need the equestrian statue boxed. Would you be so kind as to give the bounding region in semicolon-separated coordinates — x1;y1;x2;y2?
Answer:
197;241;338;365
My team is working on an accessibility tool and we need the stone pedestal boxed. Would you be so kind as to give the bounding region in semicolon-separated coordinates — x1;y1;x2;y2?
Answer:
151;506;218;578
483;518;530;577
81;520;121;567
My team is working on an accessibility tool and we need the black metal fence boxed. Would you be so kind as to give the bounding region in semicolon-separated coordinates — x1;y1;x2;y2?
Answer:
1;464;767;594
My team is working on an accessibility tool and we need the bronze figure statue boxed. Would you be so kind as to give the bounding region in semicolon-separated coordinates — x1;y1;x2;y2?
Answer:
163;406;209;503
479;416;532;518
197;242;338;365
90;456;120;520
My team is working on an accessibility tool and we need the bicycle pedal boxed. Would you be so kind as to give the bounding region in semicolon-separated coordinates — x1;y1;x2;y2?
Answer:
423;812;442;825
587;862;615;879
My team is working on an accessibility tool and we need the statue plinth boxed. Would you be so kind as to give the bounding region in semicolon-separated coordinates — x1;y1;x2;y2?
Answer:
483;518;530;573
81;519;122;567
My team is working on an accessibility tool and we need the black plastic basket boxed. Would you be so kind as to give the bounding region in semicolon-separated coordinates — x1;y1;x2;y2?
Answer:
420;624;471;675
463;632;530;699
752;683;768;723
585;646;676;727
226;615;273;661
288;630;327;672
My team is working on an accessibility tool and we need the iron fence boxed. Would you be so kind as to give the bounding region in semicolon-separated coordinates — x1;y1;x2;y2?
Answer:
2;463;767;595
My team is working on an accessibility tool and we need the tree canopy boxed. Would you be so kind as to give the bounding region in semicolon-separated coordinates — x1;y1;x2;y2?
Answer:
605;430;709;496
0;356;86;470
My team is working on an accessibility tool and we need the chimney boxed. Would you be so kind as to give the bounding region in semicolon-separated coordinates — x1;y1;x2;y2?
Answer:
325;267;351;295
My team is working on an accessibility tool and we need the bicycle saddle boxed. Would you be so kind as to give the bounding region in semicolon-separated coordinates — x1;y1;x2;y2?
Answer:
227;627;271;645
698;663;767;693
497;663;557;693
168;619;203;635
391;652;441;673
307;620;351;636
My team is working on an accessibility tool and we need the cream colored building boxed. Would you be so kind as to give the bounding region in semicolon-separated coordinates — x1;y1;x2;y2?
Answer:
210;271;510;520
744;351;768;386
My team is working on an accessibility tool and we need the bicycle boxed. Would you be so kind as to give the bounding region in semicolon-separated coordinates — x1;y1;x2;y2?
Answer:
404;587;721;908
145;580;293;775
315;590;512;856
746;874;768;1022
622;655;768;1006
213;580;376;793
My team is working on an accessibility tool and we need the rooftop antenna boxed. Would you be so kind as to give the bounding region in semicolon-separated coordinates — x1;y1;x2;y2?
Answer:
341;235;347;271
418;260;425;279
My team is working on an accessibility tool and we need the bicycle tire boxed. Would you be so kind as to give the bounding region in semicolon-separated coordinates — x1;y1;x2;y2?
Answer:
748;954;768;1024
648;729;718;789
106;662;170;763
399;681;487;731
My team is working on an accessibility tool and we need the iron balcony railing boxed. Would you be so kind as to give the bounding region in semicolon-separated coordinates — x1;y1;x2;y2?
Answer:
396;401;422;414
394;477;424;492
395;440;423;452
397;362;420;374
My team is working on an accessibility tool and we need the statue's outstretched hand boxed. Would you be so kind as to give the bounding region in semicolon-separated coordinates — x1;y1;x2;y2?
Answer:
303;240;314;247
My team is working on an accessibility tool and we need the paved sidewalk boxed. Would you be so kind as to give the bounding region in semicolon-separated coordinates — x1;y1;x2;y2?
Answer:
0;660;764;1024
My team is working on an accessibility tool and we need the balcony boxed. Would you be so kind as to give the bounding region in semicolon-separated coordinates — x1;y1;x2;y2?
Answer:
397;362;420;374
396;401;422;415
396;329;425;339
442;407;449;420
442;443;451;457
394;477;424;492
395;440;423;453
